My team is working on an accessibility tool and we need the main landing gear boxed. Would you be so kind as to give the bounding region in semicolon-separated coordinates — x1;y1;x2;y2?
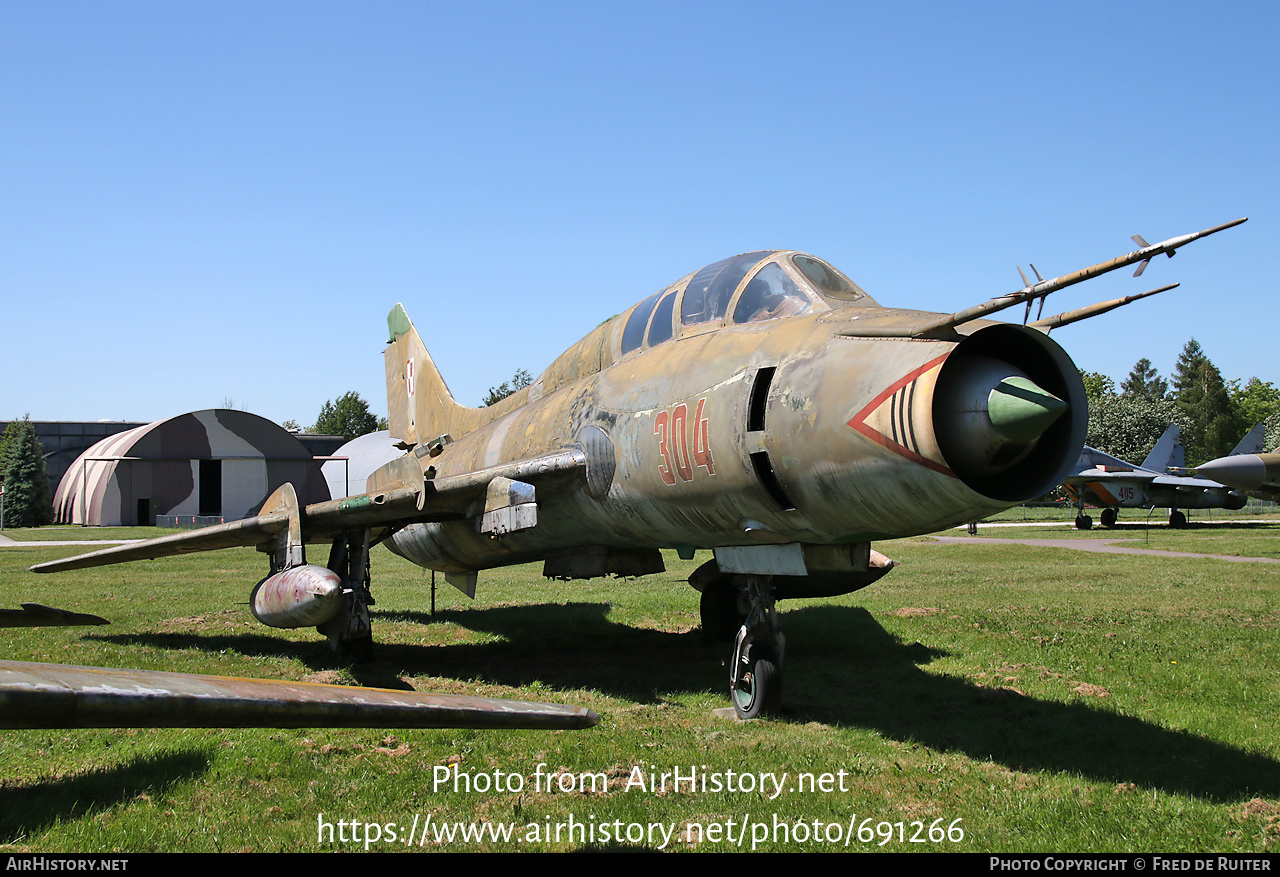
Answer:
700;573;785;720
1075;505;1119;530
319;528;376;661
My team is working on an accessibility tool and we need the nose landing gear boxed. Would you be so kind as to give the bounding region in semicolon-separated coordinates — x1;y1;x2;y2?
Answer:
706;573;785;720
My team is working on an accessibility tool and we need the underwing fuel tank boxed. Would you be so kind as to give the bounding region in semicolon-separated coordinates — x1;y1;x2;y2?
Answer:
250;565;344;629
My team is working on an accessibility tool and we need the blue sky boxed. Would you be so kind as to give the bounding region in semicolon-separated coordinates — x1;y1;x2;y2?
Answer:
3;1;1274;426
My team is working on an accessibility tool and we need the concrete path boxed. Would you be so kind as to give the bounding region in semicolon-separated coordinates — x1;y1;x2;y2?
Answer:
929;535;1280;565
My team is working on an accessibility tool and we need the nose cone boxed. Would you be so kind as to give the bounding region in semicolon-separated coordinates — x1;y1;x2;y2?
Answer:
988;377;1068;442
1195;454;1265;490
934;356;1070;478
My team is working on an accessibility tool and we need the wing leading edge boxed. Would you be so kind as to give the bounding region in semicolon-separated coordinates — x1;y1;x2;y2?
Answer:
0;660;599;730
30;448;588;575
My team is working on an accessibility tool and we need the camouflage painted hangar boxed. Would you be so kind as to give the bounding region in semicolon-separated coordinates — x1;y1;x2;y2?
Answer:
54;410;330;526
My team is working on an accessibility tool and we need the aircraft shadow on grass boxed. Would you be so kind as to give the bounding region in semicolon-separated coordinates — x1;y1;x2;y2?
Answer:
0;749;211;843
93;600;1280;802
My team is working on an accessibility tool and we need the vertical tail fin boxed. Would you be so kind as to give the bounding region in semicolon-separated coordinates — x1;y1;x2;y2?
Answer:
384;304;485;449
1229;422;1266;457
1141;424;1184;472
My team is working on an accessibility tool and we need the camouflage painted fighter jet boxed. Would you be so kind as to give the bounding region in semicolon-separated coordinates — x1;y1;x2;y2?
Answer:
31;219;1245;718
1062;422;1264;529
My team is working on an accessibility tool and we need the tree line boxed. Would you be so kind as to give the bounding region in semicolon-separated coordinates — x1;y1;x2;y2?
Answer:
1083;339;1279;466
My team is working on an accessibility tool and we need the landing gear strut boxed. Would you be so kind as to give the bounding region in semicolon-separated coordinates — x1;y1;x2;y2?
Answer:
320;528;375;661
726;575;784;720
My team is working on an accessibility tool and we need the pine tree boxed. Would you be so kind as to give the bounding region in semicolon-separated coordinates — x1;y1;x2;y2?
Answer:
2;420;52;528
1120;358;1168;401
1172;339;1206;397
0;419;26;488
1172;340;1237;463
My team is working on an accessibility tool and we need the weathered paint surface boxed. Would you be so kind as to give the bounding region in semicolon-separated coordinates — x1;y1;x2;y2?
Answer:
250;565;344;629
0;660;600;730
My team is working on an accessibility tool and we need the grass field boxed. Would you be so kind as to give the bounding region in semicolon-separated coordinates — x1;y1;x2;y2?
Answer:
942;520;1280;559
1;524;1278;852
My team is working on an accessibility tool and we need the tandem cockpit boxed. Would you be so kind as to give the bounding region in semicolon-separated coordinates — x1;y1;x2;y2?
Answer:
619;251;877;355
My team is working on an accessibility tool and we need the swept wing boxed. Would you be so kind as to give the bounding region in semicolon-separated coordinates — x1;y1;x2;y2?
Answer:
31;449;587;574
0;660;598;730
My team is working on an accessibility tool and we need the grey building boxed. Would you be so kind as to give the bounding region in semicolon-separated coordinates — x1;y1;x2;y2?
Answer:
1;419;147;500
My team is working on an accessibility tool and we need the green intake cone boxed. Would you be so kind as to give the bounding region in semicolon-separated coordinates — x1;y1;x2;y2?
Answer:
987;377;1067;442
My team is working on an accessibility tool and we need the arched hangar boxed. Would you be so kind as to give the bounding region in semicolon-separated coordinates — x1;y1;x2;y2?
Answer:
54;409;330;526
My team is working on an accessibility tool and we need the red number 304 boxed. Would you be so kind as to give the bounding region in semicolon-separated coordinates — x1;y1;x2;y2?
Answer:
655;398;715;485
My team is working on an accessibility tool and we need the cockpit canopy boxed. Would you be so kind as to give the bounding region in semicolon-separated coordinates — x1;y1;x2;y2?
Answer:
620;251;875;355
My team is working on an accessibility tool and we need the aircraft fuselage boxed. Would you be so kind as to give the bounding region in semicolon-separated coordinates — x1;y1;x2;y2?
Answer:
382;304;1085;581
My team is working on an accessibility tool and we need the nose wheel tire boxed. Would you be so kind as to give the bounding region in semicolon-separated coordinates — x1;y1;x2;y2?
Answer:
732;651;781;720
1074;514;1093;530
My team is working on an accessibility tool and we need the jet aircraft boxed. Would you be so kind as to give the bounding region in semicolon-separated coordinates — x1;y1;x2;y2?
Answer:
1062;422;1264;529
31;219;1246;718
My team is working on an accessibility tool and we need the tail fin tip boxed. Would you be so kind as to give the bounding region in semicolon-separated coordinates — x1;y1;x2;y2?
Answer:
387;303;413;344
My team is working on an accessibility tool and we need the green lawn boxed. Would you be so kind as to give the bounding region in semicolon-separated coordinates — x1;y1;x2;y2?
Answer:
0;526;176;542
952;519;1280;558
1;528;1278;852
